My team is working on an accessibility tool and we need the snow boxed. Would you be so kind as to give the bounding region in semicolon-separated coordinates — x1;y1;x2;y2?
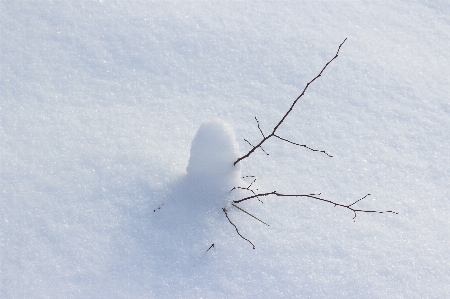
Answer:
187;120;241;178
1;1;449;298
184;120;242;209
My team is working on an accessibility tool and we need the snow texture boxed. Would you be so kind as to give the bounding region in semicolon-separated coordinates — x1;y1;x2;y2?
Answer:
1;1;449;298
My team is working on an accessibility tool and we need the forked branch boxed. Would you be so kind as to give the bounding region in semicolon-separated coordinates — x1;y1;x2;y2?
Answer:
224;39;398;249
233;192;398;220
230;176;263;203
234;38;347;165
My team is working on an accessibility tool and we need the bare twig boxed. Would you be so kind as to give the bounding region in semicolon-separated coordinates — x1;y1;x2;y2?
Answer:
234;38;347;165
244;139;269;156
205;243;215;253
232;203;270;226
223;39;398;249
223;207;256;249
255;117;265;138
230;177;263;203
274;134;333;157
233;191;398;220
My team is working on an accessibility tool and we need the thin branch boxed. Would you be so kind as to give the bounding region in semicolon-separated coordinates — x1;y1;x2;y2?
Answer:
244;139;269;156
234;38;347;165
348;193;370;207
246;178;256;190
255;117;265;138
230;177;263;203
205;243;215;253
232;203;270;226
274;134;333;157
233;191;398;220
223;208;256;249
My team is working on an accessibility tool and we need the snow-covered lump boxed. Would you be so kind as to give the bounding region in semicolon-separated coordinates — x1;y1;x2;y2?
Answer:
186;120;241;180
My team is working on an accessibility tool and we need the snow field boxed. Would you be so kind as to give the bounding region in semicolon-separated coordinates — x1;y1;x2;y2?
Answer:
1;1;449;298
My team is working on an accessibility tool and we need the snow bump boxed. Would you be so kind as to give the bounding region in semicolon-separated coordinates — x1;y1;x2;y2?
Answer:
186;120;241;179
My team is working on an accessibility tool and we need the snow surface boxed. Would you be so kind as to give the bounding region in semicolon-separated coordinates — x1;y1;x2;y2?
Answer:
1;1;449;298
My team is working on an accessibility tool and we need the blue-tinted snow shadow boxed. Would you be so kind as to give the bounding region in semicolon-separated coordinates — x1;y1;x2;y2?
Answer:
112;172;240;293
108;120;246;294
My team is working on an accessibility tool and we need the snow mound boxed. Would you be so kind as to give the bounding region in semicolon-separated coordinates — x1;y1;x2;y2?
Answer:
187;120;241;179
182;120;242;206
149;120;244;264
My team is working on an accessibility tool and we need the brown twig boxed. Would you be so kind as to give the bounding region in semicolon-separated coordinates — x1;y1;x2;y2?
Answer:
205;243;215;253
230;177;263;203
223;207;256;249
233;192;398;220
274;135;333;157
234;38;347;165
244;138;269;156
231;203;270;226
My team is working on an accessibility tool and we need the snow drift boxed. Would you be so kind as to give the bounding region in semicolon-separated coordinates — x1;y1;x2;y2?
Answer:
184;120;242;206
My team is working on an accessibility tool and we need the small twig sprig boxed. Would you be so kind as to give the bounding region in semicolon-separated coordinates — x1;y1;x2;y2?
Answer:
205;243;215;253
230;176;263;203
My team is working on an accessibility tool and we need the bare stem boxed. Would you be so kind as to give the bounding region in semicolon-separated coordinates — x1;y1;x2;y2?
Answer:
232;203;270;226
230;177;263;203
234;38;347;165
274;134;333;157
233;191;398;220
205;243;215;253
223;208;256;249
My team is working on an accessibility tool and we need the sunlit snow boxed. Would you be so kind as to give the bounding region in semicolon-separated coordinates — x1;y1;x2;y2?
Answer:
1;1;449;298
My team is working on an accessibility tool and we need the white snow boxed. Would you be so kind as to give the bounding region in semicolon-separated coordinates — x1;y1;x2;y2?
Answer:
187;120;241;181
1;1;449;298
187;121;239;174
